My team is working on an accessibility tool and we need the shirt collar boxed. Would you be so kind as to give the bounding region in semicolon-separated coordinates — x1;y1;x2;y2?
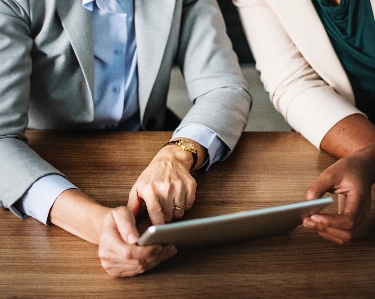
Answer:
82;0;94;11
82;0;129;14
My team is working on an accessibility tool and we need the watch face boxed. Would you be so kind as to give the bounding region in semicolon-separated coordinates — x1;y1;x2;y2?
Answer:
179;140;196;153
179;140;192;149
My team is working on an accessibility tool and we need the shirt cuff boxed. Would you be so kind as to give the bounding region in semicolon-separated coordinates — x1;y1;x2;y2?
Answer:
173;124;227;170
12;175;78;225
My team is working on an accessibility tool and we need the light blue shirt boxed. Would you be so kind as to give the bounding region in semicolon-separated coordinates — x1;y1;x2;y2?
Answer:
13;0;225;224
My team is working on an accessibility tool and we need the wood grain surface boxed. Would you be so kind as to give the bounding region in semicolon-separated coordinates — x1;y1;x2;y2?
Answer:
1;131;374;298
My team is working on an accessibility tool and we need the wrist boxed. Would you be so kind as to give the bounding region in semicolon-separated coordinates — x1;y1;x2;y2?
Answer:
163;138;208;170
50;189;111;244
159;142;195;170
353;143;375;184
93;207;113;244
163;139;197;170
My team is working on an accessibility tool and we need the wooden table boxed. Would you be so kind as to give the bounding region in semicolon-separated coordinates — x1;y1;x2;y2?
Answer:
1;131;374;298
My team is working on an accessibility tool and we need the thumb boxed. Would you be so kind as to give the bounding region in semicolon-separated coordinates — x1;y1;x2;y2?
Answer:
112;207;140;244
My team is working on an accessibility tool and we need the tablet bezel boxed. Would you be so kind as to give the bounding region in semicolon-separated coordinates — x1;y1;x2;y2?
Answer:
137;197;333;249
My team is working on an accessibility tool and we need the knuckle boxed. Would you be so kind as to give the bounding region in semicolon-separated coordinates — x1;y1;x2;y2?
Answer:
98;248;106;260
98;243;112;260
343;215;355;230
335;239;345;245
100;258;110;270
133;259;147;273
154;181;167;193
348;219;355;230
143;183;156;195
186;184;197;196
128;185;137;197
107;269;123;278
346;220;355;230
100;260;121;277
123;248;133;260
189;176;197;188
342;232;354;244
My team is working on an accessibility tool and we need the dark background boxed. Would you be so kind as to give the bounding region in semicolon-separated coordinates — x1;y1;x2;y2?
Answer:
217;0;254;64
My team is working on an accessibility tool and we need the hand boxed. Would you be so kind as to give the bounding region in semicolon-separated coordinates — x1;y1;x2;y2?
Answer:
303;144;375;244
127;144;197;225
50;190;176;277
98;206;177;277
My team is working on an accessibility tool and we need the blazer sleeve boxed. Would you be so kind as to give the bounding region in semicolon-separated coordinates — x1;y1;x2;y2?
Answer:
234;0;363;148
0;1;63;210
175;0;252;159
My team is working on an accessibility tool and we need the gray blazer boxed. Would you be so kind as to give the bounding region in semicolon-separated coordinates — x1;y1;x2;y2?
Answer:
0;0;251;212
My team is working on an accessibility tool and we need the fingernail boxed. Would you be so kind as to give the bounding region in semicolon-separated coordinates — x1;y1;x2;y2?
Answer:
311;215;322;223
127;233;139;244
168;245;178;255
304;220;315;228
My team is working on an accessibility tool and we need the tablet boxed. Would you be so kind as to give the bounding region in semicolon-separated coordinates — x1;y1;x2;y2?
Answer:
137;197;333;249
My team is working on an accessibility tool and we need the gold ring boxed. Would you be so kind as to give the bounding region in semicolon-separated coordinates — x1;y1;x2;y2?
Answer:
173;205;185;211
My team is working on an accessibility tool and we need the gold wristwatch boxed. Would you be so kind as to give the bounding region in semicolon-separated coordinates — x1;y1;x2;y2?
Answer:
163;139;198;170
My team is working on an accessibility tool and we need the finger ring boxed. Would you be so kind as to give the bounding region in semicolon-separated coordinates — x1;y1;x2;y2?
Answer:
173;205;185;211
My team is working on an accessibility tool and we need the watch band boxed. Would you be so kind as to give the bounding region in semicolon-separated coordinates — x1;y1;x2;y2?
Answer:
163;140;198;171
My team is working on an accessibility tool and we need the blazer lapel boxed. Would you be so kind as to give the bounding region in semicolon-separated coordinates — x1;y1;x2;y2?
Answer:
56;0;95;101
266;0;354;102
371;0;375;18
135;0;176;117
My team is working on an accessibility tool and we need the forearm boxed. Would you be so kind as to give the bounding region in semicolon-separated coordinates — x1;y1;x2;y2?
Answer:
320;114;375;158
51;189;176;277
49;189;111;244
176;0;251;150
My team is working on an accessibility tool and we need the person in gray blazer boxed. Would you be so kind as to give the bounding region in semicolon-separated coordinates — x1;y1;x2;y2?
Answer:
0;0;251;277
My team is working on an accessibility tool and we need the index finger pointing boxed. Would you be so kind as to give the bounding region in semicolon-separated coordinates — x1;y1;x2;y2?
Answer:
137;185;165;225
